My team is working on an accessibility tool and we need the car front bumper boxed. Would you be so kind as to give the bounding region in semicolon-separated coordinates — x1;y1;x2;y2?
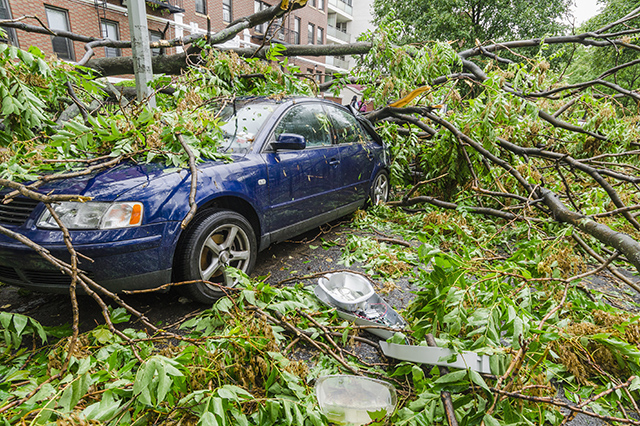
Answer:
0;221;181;294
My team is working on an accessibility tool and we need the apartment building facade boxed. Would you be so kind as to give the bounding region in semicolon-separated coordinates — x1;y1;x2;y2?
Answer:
326;0;373;71
0;0;358;80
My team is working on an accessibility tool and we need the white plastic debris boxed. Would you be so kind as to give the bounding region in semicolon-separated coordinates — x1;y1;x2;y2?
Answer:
317;272;374;311
314;273;407;339
379;341;493;374
315;375;397;425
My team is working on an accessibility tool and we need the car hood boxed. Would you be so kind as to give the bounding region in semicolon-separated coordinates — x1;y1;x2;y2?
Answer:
34;160;207;200
33;153;251;201
31;162;166;200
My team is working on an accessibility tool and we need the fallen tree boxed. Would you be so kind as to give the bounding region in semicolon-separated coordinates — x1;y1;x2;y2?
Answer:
1;2;640;425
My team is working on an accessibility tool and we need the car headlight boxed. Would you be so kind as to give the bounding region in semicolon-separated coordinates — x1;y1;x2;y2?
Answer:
37;201;143;230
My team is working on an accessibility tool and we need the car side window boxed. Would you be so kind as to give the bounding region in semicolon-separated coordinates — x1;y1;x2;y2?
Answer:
273;104;332;147
326;105;369;145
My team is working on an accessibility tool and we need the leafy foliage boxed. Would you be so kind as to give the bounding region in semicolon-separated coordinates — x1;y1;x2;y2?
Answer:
2;207;640;424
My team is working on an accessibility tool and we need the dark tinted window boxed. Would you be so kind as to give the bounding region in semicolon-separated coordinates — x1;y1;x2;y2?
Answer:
219;103;275;153
326;105;368;144
223;0;232;22
274;104;331;147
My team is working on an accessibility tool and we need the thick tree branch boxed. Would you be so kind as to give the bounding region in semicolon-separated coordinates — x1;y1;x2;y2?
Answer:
541;188;640;272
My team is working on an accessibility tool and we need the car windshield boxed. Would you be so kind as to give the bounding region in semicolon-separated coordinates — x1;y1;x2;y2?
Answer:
218;103;275;154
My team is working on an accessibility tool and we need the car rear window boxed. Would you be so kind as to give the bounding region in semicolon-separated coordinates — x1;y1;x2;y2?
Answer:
218;103;275;154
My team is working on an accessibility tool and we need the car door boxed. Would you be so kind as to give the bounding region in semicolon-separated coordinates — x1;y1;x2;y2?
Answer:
263;102;343;231
325;104;376;205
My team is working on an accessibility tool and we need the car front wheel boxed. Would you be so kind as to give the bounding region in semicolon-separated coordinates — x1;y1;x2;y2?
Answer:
174;209;257;303
370;170;390;206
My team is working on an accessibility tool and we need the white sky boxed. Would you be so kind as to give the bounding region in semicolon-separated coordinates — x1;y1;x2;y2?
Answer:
570;0;603;25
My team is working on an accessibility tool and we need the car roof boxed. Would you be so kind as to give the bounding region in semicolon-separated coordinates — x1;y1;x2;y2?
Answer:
230;96;384;146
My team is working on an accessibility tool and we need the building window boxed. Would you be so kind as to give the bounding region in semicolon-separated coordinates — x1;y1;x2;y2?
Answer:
273;17;285;40
195;0;206;15
309;0;316;7
101;20;121;58
222;0;232;22
316;70;323;83
307;23;314;44
254;1;267;33
45;6;74;61
149;30;162;56
293;17;300;44
318;0;324;11
0;0;18;46
317;26;323;44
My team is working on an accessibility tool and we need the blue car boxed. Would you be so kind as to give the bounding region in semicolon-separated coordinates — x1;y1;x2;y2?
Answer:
0;97;389;303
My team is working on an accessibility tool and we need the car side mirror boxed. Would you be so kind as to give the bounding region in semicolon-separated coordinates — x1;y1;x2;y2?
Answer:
272;133;306;150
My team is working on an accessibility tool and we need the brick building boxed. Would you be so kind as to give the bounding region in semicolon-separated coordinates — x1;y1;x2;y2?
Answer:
0;0;353;80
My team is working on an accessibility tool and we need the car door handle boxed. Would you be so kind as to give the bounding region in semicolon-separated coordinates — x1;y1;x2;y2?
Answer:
329;158;340;166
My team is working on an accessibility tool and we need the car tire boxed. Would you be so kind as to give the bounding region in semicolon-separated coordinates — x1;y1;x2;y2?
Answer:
369;170;390;206
174;209;257;304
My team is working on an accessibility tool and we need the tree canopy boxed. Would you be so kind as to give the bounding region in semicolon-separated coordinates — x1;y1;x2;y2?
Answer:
566;0;640;91
371;0;573;46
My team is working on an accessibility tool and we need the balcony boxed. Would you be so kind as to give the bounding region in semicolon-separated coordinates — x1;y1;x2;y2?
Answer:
326;56;350;70
328;26;350;43
328;0;353;16
145;0;185;13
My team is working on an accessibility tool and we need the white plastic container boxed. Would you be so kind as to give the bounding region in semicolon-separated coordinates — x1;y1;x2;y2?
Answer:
315;375;397;425
317;272;374;312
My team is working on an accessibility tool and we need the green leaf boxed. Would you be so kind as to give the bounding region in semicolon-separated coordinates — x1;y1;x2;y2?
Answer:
2;96;15;115
82;390;122;421
292;402;305;425
217;384;253;400
200;411;219;426
59;373;91;411
469;369;491;395
368;408;387;421
283;399;293;426
434;369;467;383
12;314;27;335
109;307;131;324
307;411;323;426
156;361;171;404
483;413;502;426
92;328;113;344
230;408;249;426
512;317;523;349
214;297;233;313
